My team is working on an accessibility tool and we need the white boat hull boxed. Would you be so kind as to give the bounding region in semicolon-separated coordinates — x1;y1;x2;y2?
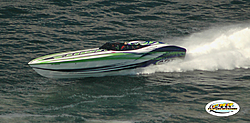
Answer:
28;41;186;78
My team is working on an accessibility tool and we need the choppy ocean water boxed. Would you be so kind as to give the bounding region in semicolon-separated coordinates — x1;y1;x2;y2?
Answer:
1;0;250;122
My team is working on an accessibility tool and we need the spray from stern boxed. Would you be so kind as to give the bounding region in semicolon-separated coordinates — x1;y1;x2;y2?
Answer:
140;25;250;74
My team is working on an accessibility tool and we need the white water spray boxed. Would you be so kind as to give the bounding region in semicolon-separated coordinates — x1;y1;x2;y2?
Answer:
141;25;250;74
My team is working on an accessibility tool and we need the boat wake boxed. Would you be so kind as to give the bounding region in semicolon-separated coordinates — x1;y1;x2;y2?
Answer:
139;24;250;74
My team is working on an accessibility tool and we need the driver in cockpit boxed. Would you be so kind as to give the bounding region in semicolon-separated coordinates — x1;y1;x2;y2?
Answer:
99;42;143;51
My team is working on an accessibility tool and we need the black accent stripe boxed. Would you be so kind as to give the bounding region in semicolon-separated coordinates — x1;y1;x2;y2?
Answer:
151;46;186;52
32;61;149;73
139;46;186;58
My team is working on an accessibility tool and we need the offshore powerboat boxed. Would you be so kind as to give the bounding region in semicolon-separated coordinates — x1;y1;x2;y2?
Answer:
28;41;186;78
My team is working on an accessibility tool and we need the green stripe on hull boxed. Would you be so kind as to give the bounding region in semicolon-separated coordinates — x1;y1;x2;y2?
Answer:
30;51;185;65
31;53;141;65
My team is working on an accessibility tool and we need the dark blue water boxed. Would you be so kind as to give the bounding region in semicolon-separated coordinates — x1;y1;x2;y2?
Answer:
1;0;250;122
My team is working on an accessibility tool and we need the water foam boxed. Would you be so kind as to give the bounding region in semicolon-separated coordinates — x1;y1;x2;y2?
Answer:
140;25;250;74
